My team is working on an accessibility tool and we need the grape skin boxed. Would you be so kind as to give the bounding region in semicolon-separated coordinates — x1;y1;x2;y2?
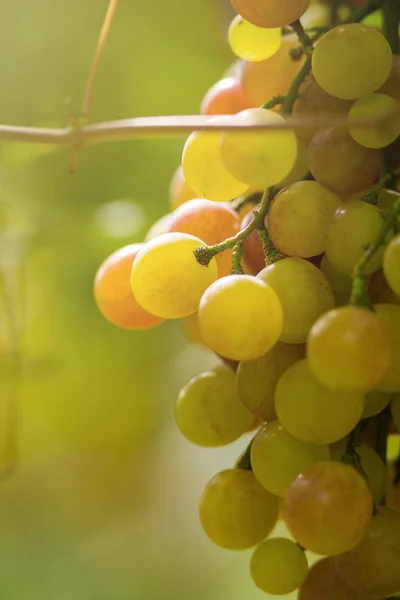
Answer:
250;538;308;595
348;93;400;149
298;557;374;600
228;15;282;62
230;0;310;29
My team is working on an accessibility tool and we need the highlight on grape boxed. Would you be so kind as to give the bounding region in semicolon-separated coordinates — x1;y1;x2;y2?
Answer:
94;0;400;596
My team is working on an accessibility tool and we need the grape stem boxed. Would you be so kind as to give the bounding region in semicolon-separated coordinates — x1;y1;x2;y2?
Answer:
290;20;314;49
231;242;245;275
363;170;400;205
341;420;370;482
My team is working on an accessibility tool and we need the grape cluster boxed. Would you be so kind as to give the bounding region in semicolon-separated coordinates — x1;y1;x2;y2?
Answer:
94;0;400;596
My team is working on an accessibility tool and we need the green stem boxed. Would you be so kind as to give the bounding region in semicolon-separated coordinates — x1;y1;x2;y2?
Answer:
290;19;314;48
231;242;244;275
281;56;312;114
262;96;286;110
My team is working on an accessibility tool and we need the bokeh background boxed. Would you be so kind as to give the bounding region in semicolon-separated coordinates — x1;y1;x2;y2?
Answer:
0;1;286;598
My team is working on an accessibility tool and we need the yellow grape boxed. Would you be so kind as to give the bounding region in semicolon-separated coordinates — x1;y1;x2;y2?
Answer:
237;342;305;422
228;15;281;62
266;181;342;258
220;108;297;188
258;258;334;344
175;366;253;446
182;125;248;202
320;254;352;306
198;275;283;361
230;0;310;28
130;233;217;319
250;538;308;595
298;557;375;600
283;461;373;556
312;24;393;100
275;359;363;444
384;235;400;296
276;137;309;188
307;306;393;393
349;93;400;149
357;443;386;505
363;390;392;418
199;469;278;549
169;165;197;210
375;303;400;392
250;421;330;497
334;507;400;598
392;394;400;431
325;201;390;276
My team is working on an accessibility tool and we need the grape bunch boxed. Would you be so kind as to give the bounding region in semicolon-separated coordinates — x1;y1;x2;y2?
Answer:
94;0;400;597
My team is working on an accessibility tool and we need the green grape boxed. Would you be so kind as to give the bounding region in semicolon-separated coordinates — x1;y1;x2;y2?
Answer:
384;235;400;296
228;15;281;62
220;108;298;188
283;462;373;556
334;507;400;598
363;390;392;418
266;181;342;258
369;268;400;305
307;306;393;393
230;0;310;28
237;342;305;422
182;124;249;202
199;469;278;549
275;359;363;444
250;538;308;595
130;232;218;319
298;557;374;600
320;254;353;306
312;24;393;100
378;188;400;214
349;93;400;149
357;443;386;505
198;275;283;361
258;258;334;344
325;201;390;276
250;421;330;497
375;303;400;392
175;366;253;446
392;394;400;431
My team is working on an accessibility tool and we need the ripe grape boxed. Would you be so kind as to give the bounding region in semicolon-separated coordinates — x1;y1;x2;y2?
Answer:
198;275;283;361
298;557;373;600
375;303;400;392
167;199;240;278
251;421;330;497
130;232;218;319
384;235;400;296
94;244;164;330
230;0;310;28
145;213;174;241
258;258;334;344
275;359;363;444
378;54;400;102
334;506;400;598
320;254;353;306
175;366;253;446
200;77;253;116
220;108;298;188
392;394;400;431
363;390;392;418
266;181;342;258
307;306;393;393
250;538;308;595
325;201;389;276
169;165;197;211
228;15;281;62
348;93;400;149
308;128;382;196
237;342;305;422
276;137;309;187
182;126;249;202
312;24;393;100
199;469;278;549
283;461;373;555
241;212;265;275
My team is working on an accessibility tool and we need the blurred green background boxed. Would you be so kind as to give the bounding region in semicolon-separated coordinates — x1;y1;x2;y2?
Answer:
0;1;284;598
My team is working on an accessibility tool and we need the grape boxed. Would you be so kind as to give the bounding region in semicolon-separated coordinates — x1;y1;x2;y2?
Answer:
325;201;389;276
357;443;386;505
334;507;400;598
130;233;218;319
392;394;400;431
349;93;400;149
298;557;374;600
240;36;305;106
312;24;393;100
145;213;174;241
182;125;249;202
320;254;352;306
276;137;310;188
230;0;310;28
200;77;253;116
169;165;197;211
250;538;308;595
94;244;164;330
387;458;400;514
241;213;265;275
275;359;363;444
198;275;283;361
250;421;330;497
384;235;400;296
283;461;373;555
175;366;253;446
363;390;392;418
167;199;241;278
237;342;305;422
378;54;400;102
308;128;382;196
293;74;353;146
307;306;393;393
375;303;400;392
369;268;400;305
220;108;298;188
266;181;342;258
378;188;400;214
228;15;281;62
258;258;334;344
181;311;205;346
199;469;278;549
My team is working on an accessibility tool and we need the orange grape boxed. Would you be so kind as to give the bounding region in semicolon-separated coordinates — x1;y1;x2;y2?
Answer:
241;212;265;275
298;557;374;600
145;213;174;241
230;0;310;28
200;77;253;116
